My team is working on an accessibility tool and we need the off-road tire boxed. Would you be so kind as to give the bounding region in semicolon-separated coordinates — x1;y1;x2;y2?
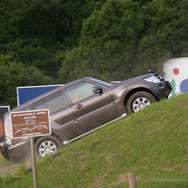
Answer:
35;135;63;158
127;91;156;114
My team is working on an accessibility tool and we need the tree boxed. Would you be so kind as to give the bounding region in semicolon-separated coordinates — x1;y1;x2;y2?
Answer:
59;0;188;82
0;0;105;78
0;56;54;107
59;0;144;81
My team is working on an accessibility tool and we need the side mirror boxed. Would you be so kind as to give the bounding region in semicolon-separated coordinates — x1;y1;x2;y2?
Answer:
92;86;102;95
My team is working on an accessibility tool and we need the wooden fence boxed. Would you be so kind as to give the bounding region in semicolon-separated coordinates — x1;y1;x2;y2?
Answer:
99;172;188;188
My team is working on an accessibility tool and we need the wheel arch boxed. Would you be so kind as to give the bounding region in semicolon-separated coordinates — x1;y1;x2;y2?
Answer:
34;132;63;144
34;133;64;158
124;87;158;107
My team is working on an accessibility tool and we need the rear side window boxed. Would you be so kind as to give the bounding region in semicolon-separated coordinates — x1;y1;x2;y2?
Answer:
19;104;34;111
34;90;68;114
35;100;46;110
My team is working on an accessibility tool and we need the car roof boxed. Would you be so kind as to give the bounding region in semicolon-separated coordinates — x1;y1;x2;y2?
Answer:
10;77;95;112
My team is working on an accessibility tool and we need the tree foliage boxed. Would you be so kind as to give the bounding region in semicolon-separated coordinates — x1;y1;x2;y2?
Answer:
59;0;188;82
0;0;104;77
0;56;54;107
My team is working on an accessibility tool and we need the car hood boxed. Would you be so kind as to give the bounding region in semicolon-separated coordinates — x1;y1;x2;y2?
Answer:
112;73;155;87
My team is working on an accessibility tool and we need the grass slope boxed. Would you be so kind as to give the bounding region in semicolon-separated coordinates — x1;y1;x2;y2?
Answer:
0;94;188;188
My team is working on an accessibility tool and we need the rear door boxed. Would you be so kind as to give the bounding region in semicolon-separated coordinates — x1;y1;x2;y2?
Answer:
64;81;117;132
34;90;80;140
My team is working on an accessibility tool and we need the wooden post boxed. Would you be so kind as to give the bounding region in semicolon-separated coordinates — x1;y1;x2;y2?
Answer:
128;172;136;188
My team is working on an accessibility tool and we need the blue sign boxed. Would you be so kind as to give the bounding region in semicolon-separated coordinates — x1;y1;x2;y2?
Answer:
17;85;63;106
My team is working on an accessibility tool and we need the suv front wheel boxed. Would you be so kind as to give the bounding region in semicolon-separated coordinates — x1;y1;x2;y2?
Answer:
127;91;156;114
35;135;63;158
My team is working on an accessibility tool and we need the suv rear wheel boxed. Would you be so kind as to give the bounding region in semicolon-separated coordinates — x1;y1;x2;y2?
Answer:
35;135;63;158
127;91;156;114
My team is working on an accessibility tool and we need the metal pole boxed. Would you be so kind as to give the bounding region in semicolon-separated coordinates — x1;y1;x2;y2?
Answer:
30;137;38;188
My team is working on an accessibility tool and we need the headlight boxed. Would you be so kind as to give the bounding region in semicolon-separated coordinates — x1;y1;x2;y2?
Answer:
144;76;161;83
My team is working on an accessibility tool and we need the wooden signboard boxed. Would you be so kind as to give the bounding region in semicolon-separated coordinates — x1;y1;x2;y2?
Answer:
10;109;51;138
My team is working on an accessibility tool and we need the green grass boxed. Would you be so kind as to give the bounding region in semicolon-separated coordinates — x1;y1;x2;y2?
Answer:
0;93;188;188
0;154;7;163
0;154;13;166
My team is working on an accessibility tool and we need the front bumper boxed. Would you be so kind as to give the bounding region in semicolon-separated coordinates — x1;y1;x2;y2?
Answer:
158;81;172;99
150;80;172;101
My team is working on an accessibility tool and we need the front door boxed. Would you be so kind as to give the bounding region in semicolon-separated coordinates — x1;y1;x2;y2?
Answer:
65;81;117;132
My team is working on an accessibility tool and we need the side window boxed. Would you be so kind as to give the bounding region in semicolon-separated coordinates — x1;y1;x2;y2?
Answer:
19;104;34;111
34;90;68;114
65;82;95;103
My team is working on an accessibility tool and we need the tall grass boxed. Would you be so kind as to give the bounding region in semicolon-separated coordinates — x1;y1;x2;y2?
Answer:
0;94;188;187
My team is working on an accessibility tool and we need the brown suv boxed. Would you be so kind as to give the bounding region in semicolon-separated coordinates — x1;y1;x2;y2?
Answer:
0;73;172;162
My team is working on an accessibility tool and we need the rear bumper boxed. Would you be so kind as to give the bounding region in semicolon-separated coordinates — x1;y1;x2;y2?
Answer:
0;138;11;160
0;138;30;162
8;142;29;162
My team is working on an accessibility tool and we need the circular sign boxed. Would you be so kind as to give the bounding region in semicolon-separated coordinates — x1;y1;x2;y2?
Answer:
180;79;188;93
173;68;179;75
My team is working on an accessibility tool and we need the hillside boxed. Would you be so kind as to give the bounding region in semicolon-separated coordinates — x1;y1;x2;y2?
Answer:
0;93;188;187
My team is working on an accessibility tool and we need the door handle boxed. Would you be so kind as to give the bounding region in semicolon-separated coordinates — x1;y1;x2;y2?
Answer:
75;104;83;109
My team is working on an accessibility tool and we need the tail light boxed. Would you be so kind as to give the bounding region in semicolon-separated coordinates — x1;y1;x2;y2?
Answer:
0;119;4;136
